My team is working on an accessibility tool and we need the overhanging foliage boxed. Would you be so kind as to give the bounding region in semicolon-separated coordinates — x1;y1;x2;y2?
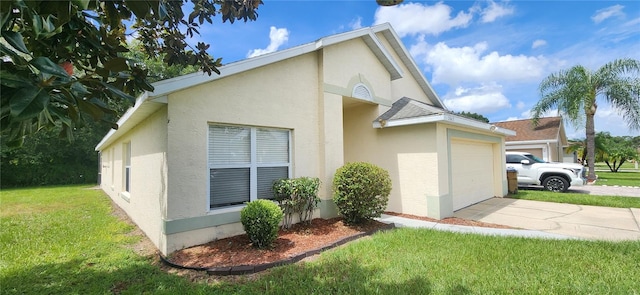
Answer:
0;0;262;146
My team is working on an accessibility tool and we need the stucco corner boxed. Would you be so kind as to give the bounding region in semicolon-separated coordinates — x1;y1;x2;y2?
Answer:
318;199;339;218
426;194;453;220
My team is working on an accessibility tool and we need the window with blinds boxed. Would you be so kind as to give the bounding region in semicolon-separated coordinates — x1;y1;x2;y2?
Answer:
208;125;290;209
124;142;131;192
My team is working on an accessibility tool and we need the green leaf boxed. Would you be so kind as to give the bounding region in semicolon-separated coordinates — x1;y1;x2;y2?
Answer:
9;86;50;121
31;57;70;78
1;31;30;54
0;71;31;88
103;57;129;72
31;14;43;36
71;81;91;95
101;82;136;103
71;0;90;10
77;98;104;120
125;0;151;19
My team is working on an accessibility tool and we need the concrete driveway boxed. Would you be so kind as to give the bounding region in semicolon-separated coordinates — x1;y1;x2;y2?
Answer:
454;197;640;241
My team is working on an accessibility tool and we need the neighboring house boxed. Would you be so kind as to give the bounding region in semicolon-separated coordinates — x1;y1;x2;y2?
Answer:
95;23;514;255
493;117;575;163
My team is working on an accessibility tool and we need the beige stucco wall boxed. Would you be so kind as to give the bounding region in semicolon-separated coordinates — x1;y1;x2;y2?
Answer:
99;108;168;252
374;32;435;104
163;53;324;252
342;103;441;217
342;108;508;219
323;38;392;102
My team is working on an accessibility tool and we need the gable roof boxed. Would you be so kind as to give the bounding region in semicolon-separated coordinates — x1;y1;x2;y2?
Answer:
376;96;446;121
96;23;445;151
492;117;564;142
373;97;515;136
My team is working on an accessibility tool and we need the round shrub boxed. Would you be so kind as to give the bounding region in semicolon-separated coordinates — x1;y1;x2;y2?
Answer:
332;162;392;225
240;199;284;249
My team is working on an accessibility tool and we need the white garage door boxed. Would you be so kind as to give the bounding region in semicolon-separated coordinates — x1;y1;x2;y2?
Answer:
451;140;495;211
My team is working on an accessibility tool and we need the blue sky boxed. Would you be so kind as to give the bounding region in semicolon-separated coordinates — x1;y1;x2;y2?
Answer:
189;1;640;138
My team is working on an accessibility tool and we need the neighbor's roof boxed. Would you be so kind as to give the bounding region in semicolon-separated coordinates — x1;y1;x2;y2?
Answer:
492;117;563;142
96;23;445;151
373;97;515;136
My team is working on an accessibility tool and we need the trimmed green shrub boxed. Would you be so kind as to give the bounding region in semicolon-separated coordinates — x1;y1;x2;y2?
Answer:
240;199;284;249
272;177;320;229
333;162;392;224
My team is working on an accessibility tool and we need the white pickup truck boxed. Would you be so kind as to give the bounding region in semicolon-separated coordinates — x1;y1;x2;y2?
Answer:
506;151;587;192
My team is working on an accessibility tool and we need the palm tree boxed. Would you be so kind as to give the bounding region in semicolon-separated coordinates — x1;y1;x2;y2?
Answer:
566;135;607;165
531;58;640;183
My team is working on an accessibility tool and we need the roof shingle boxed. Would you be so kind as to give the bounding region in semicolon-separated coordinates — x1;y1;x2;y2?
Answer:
492;117;562;141
375;97;446;122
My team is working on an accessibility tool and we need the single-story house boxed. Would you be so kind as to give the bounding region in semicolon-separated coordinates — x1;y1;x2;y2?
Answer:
95;23;515;255
492;117;575;163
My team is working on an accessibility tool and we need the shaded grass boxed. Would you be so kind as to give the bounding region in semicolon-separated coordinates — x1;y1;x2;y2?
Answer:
0;186;216;294
508;189;640;208
593;171;640;187
2;186;640;294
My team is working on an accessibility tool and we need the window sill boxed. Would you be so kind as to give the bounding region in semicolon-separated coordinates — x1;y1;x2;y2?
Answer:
207;200;279;215
207;205;244;215
119;192;131;203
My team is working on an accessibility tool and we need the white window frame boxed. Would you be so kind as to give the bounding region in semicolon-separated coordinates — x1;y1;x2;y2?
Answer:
207;124;291;211
121;142;131;202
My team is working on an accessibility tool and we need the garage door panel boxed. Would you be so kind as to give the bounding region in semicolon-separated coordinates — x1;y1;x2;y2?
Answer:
452;140;494;210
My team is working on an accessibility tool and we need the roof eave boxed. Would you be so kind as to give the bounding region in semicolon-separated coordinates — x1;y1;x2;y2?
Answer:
373;113;516;136
505;139;560;145
372;24;446;110
94;92;164;151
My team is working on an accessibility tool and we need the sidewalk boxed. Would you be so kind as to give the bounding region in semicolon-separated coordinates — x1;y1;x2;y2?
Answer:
377;214;576;240
378;198;640;241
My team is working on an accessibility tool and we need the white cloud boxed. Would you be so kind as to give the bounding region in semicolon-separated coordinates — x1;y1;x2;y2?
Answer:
532;39;547;49
443;83;511;114
374;2;473;37
349;17;363;30
480;0;514;23
623;17;640;27
594;105;640;136
411;39;548;85
516;101;526;110
246;26;289;58
591;4;625;24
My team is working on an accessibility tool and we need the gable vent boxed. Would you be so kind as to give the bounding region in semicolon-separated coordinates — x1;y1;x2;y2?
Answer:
352;84;372;101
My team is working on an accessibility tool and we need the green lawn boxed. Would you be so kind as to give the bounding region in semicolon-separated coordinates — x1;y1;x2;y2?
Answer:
509;189;640;208
594;161;638;170
593;170;640;187
2;186;640;294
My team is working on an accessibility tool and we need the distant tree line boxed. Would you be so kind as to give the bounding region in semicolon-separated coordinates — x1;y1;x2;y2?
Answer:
568;132;640;172
0;45;198;188
455;111;490;123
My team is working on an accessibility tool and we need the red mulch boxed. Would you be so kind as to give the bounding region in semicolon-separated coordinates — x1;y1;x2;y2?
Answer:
166;213;513;270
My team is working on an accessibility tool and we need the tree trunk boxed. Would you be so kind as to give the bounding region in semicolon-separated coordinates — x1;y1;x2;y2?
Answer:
585;112;597;182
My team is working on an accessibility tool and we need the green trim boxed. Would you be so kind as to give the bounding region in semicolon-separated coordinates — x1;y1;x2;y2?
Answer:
318;198;339;218
163;210;240;235
323;83;348;97
426;194;453;219
163;200;338;235
323;75;393;107
162;200;338;235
